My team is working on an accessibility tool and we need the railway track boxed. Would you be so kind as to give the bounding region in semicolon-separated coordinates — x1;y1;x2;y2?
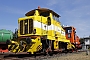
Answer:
0;50;85;60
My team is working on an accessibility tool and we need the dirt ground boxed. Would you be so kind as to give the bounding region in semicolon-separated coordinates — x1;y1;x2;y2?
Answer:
46;52;90;60
0;51;90;60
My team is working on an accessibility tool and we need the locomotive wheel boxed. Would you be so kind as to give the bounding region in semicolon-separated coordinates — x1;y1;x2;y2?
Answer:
48;51;53;56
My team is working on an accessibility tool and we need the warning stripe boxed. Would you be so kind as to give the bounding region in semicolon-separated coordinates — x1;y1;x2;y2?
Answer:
23;46;27;52
8;45;12;51
15;48;20;53
9;44;27;53
19;45;24;52
12;45;19;53
18;45;27;52
12;45;17;50
8;44;14;51
37;45;42;51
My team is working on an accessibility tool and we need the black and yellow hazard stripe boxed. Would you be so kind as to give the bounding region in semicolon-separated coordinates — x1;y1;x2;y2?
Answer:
8;44;13;51
18;44;27;52
23;45;27;52
36;45;42;51
8;43;27;53
19;45;24;52
8;44;15;51
12;44;20;53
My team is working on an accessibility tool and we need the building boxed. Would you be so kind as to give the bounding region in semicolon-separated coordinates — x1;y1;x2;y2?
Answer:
82;37;90;50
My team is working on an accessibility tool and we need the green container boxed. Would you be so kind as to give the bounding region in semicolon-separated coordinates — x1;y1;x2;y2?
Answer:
0;29;13;43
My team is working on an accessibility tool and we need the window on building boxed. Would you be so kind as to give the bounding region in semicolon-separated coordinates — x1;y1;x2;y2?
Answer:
86;39;88;42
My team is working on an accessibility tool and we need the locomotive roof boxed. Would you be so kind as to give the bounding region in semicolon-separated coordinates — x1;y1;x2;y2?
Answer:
63;26;76;30
25;8;60;17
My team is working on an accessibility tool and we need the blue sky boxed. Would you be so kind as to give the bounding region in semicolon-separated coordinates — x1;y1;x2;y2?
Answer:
0;0;90;38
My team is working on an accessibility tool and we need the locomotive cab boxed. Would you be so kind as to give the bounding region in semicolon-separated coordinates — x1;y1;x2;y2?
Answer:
18;7;60;39
63;26;82;50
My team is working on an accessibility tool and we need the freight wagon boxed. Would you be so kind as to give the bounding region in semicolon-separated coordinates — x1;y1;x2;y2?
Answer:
0;29;13;53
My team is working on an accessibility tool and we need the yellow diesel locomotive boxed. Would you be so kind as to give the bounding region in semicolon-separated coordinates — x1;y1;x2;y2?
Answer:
7;7;75;55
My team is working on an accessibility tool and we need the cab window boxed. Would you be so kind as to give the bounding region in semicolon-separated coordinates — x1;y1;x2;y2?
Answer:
52;15;60;22
65;27;72;34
